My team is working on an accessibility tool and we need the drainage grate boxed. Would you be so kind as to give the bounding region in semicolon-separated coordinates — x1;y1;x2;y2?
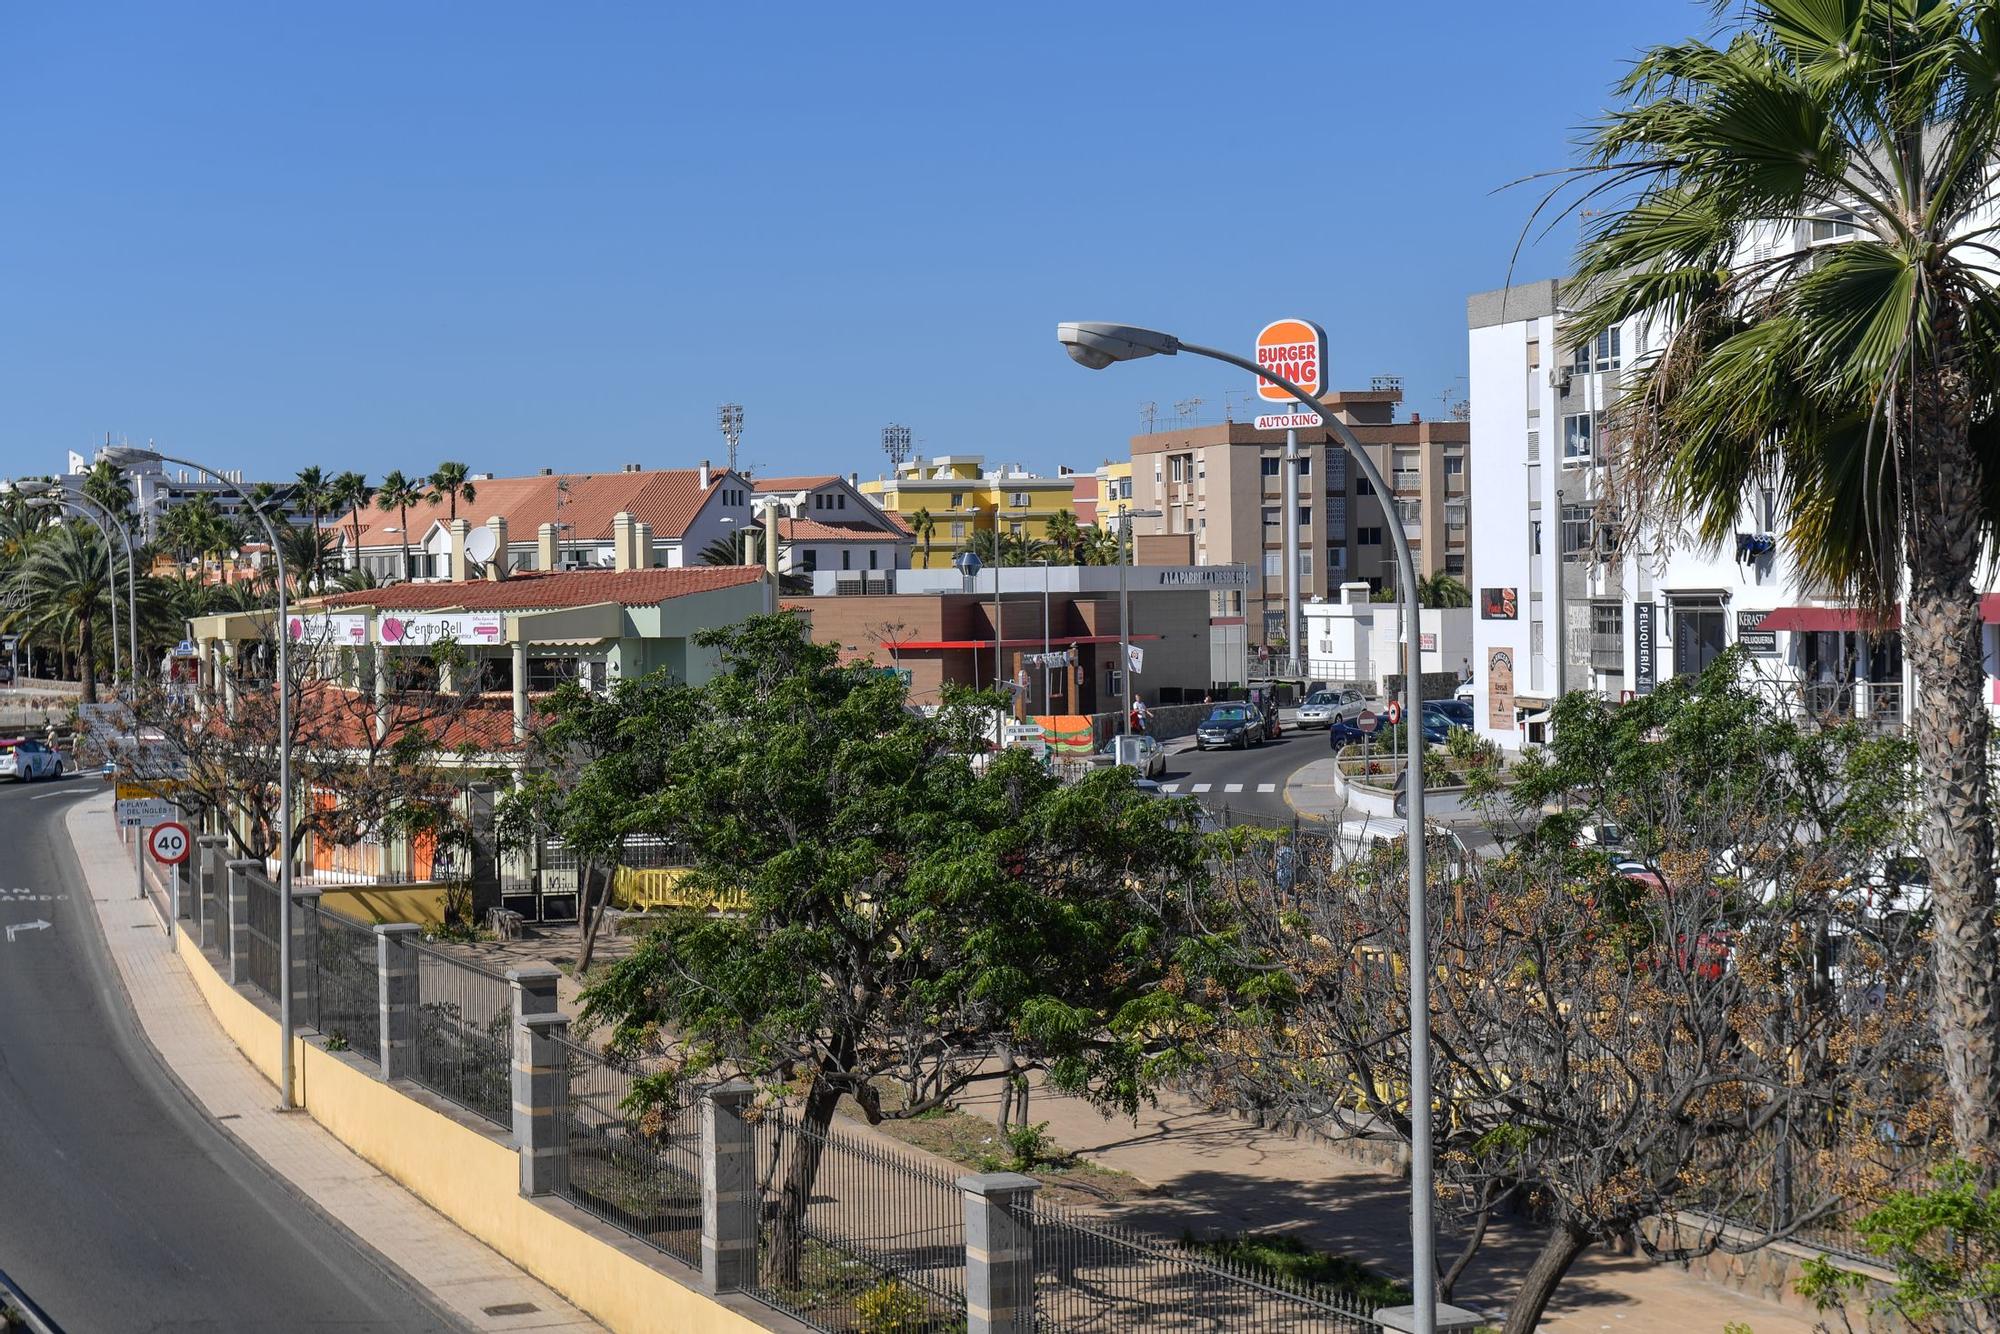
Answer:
482;1303;539;1317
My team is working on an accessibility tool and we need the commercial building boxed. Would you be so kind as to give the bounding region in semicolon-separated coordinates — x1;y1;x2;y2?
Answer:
786;564;1250;711
1126;386;1470;650
65;447;311;541
859;455;1085;568
1465;272;1942;749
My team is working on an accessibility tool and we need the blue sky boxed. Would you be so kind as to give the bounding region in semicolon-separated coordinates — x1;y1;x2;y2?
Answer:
2;2;1708;485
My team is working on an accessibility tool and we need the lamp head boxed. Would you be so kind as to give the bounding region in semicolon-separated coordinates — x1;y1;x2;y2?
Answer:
102;445;160;467
1056;322;1180;370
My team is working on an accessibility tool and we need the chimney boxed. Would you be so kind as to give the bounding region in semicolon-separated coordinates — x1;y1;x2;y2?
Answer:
624;462;640;473
446;518;470;582
485;515;509;581
698;459;711;489
612;511;635;572
765;512;782;585
743;529;761;568
539;467;553;476
848;472;858;488
538;521;559;572
633;520;654;568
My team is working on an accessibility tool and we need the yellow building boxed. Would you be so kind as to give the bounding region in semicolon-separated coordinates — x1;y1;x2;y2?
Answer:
860;455;1083;569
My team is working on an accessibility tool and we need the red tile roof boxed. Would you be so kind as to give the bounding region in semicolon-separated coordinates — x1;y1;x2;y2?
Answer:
751;475;841;492
326;469;739;548
777;517;903;543
314;566;763;611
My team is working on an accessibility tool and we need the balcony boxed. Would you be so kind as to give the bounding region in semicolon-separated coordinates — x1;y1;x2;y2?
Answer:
1590;634;1623;671
1392;469;1423;493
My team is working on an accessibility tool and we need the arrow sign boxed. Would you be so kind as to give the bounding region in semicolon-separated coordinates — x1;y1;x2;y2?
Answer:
6;920;50;942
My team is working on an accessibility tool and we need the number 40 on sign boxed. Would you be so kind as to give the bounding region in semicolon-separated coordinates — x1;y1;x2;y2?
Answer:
147;821;191;866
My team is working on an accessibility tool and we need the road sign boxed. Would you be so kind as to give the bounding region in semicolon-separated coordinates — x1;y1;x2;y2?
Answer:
1386;701;1404;726
1254;318;1328;403
116;797;173;828
147;821;192;865
1357;710;1378;734
1127;644;1144;674
172;639;197;658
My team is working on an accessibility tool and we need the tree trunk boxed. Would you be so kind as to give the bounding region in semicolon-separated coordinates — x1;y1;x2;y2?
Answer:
1440;1181;1502;1303
575;861;614;976
79;615;97;705
1500;1219;1592;1334
1906;360;2000;1163
768;1069;843;1287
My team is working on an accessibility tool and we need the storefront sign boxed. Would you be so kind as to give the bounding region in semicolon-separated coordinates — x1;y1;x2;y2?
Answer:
1254;411;1324;431
1420;632;1437;652
1157;567;1248;587
1736;608;1778;657
1479;587;1518;620
377;613;506;646
1254;318;1327;402
1634;603;1656;694
1486;648;1515;730
287;614;369;645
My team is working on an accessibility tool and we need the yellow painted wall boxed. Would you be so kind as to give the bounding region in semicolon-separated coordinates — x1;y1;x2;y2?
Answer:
173;930;778;1334
317;884;451;928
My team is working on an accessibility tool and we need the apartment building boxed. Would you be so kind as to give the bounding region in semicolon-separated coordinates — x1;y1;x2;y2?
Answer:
859;455;1083;568
1127;386;1470;648
1466;272;1932;750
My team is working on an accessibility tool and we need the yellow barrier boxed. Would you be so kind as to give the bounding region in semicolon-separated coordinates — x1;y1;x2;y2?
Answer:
611;865;747;912
316;884;452;928
172;930;775;1334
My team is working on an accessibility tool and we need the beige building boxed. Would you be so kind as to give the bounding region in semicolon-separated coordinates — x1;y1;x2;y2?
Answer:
1128;386;1469;647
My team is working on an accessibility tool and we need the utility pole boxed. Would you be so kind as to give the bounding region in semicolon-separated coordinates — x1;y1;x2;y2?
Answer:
1283;424;1301;675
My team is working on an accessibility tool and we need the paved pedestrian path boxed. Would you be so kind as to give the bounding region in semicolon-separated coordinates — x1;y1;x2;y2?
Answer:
65;793;601;1334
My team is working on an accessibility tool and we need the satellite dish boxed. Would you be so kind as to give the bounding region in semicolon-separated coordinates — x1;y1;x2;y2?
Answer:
464;526;498;564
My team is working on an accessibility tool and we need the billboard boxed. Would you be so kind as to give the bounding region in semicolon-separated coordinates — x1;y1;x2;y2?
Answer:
1633;603;1656;694
1486;648;1516;731
1479;587;1519;620
1736;608;1778;657
1254;318;1327;403
287;614;369;646
377;613;506;646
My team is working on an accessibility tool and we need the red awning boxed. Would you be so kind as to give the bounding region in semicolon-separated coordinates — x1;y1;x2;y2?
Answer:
882;634;1162;651
1751;606;1900;633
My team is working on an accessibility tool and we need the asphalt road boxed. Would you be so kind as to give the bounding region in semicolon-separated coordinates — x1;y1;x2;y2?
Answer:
1153;724;1334;825
0;776;456;1332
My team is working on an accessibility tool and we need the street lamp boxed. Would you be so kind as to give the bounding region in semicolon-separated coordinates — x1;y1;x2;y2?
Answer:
105;445;300;1113
25;488;128;691
1113;503;1163;739
41;486;140;696
1058;320;1438;1330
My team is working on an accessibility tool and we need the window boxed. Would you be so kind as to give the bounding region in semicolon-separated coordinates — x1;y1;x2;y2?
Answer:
1008;521;1023;535
1561;503;1593;555
1299;551;1314;577
1445;555;1465;576
1118;478;1133;500
1526;337;1540;369
1444;501;1467;529
1569;327;1622;373
1810;211;1857;243
1297;505;1312;528
949;492;963;508
1358;526;1383;545
1531;520;1542;555
1171;456;1187;482
1758;486;1776;532
1009;491;1031;508
1562;412;1593;464
1356;476;1375;496
950;522;966;539
802;548;818;572
837;494;846;510
1298;457;1311;477
1261;457;1280;477
1262;506;1280;529
1444;456;1465;476
1526;429;1540;463
1263;551;1282;576
1592;603;1623;638
1395;499;1422;524
869;548;878;569
840;549;853;570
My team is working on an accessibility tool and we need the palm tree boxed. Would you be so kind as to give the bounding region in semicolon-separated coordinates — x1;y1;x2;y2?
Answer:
430;461;477;520
329;471;374;575
3;523;112;702
699;529;752;566
1565;0;2000;1167
292;467;334;587
908;507;936;567
374;470;433;582
1045;509;1084;565
277;525;339;595
1076;526;1120;567
80;460;134;524
1416;572;1470;609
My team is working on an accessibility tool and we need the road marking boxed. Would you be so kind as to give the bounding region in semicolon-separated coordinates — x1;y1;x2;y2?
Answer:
1223;783;1244;793
30;788;91;801
5;919;51;942
1191;783;1212;794
1257;783;1277;793
1160;783;1180;792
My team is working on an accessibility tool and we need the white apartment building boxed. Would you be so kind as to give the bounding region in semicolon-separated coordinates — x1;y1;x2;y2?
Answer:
1466;272;1920;751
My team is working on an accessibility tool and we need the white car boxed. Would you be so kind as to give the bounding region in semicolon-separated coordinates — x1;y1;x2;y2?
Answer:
1300;688;1374;727
0;738;62;782
1094;734;1165;778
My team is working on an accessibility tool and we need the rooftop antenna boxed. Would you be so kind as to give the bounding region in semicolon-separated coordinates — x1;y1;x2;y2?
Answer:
1173;396;1204;428
1138;401;1159;432
718;403;745;474
882;423;912;473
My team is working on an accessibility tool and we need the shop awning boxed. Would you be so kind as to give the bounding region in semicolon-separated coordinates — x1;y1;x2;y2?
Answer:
883;634;1163;650
1751;606;1900;632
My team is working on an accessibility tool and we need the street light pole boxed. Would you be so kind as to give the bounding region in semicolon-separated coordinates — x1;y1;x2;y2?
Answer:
29;491;127;694
1058;322;1435;1330
106;446;297;1112
55;488;140;696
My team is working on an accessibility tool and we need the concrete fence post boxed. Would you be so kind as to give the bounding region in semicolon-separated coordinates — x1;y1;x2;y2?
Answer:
516;1012;569;1196
701;1081;758;1294
197;834;228;951
959;1172;1040;1334
225;859;259;985
373;923;420;1082
508;964;563;1196
288;887;321;1033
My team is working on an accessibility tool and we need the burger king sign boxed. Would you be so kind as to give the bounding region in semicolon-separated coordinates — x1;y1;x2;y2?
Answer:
1253;317;1327;403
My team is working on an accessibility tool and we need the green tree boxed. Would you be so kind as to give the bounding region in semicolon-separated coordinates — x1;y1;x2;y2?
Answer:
80;460;134;524
1564;0;2000;1157
429;461;477;520
292;467;335;587
698;529;752;567
329;471;374;576
1076;525;1120;566
908;506;935;566
374;470;434;583
565;615;1225;1280
2;522;114;702
1416;572;1470;609
1045;508;1084;564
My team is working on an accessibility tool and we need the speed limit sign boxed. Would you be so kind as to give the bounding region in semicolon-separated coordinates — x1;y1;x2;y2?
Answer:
1386;701;1404;726
147;821;192;866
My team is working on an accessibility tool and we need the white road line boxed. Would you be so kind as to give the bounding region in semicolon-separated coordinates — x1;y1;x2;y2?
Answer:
1191;783;1212;794
30;788;91;801
1257;783;1277;793
1223;783;1244;793
1160;783;1180;793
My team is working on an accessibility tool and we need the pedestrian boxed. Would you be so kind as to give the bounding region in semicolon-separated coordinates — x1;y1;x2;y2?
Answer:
1131;699;1150;734
1201;692;1213;706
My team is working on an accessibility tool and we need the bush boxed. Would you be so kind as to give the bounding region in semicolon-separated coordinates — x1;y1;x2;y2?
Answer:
854;1278;934;1333
1180;1230;1411;1306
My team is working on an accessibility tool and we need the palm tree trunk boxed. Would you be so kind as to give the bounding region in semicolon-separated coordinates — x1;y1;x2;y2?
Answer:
1906;363;2000;1163
78;614;97;706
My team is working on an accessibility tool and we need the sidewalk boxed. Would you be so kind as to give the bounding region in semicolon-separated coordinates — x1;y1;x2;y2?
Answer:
1283;755;1350;822
65;792;601;1334
946;1076;1816;1334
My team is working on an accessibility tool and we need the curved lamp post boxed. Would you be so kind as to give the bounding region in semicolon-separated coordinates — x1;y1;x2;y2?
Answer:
37;486;140;696
25;489;126;690
1055;321;1437;1331
105;446;298;1112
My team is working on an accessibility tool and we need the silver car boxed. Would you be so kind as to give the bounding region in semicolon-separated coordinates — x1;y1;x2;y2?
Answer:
1094;734;1165;778
0;738;62;782
1293;690;1342;729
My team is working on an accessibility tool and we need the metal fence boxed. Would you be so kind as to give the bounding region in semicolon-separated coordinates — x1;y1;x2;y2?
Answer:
303;908;380;1065
1027;1200;1380;1333
242;871;283;1001
745;1106;967;1333
404;940;513;1128
140;850;174;930
549;1037;704;1267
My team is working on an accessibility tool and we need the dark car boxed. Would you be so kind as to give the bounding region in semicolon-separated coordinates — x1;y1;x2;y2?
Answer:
1196;704;1264;750
1424;699;1474;730
1329;712;1448;748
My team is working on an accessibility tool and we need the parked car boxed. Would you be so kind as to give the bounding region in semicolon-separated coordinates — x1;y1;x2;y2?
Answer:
0;738;62;782
1294;689;1363;730
1196;704;1265;750
1424;699;1475;730
1094;734;1165;778
1454;681;1475;704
